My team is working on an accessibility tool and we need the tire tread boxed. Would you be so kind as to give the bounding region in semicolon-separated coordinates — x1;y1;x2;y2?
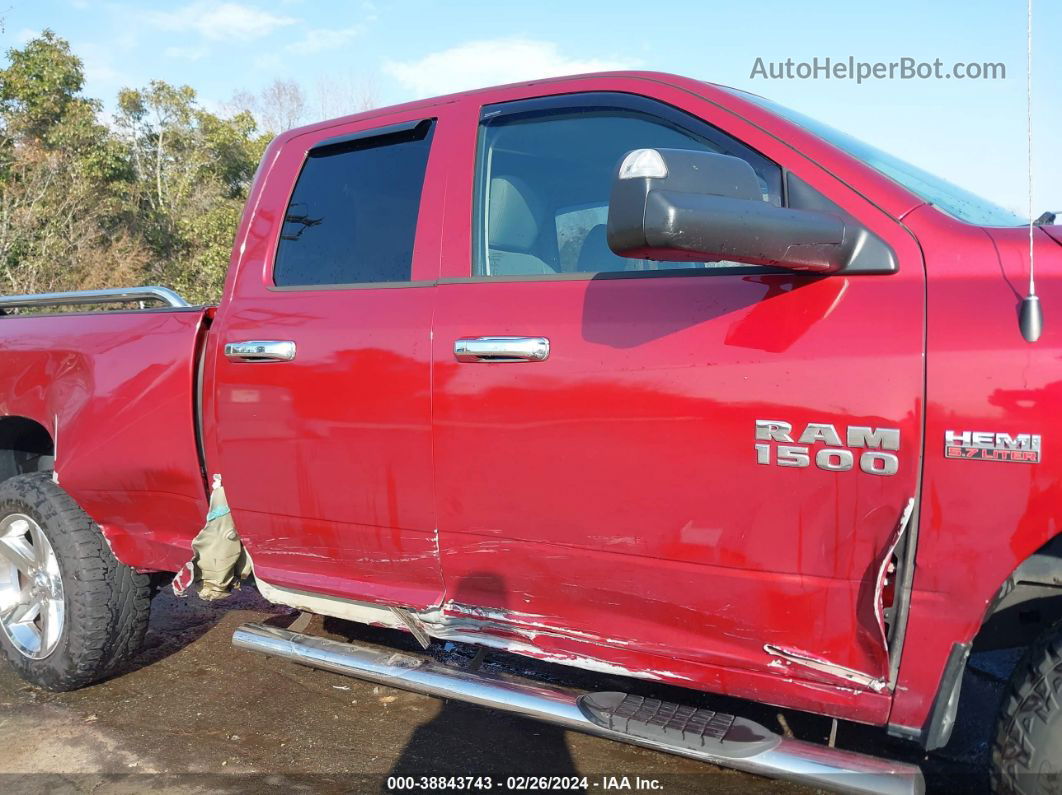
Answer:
0;473;150;690
992;619;1062;793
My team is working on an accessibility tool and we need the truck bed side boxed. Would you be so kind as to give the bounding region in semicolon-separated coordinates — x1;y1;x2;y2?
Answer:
0;307;210;571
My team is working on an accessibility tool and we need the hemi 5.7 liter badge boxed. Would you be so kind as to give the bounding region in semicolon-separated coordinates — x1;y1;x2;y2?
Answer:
945;430;1041;463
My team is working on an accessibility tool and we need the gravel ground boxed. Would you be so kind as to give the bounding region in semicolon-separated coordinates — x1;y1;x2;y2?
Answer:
0;584;1018;794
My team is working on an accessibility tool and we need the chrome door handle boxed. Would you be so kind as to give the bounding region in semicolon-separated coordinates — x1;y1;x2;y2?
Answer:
224;340;297;362
454;336;550;362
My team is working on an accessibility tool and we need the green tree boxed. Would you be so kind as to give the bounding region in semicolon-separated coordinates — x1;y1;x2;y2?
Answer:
0;30;85;143
115;80;268;303
0;32;277;306
0;31;134;295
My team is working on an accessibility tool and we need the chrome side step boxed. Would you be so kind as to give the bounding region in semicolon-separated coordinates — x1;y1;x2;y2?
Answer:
233;623;924;795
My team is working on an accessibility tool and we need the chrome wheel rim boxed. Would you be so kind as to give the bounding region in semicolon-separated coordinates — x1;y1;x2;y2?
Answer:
0;513;64;659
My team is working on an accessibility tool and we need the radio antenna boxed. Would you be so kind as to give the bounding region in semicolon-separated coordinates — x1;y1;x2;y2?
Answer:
1019;0;1043;342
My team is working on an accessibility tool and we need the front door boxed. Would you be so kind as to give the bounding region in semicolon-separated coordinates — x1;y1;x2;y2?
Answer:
431;90;924;688
209;113;446;609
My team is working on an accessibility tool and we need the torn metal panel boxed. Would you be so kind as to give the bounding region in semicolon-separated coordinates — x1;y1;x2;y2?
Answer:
248;580;692;683
419;602;693;682
421;618;680;682
876;498;915;652
390;607;431;649
288;610;313;633
428;602;635;648
764;645;887;693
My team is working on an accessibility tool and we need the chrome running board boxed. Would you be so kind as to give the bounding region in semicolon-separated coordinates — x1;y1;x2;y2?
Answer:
233;623;923;794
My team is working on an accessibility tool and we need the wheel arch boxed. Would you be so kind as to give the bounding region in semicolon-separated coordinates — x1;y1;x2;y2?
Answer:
976;533;1062;652
915;532;1062;751
0;415;55;483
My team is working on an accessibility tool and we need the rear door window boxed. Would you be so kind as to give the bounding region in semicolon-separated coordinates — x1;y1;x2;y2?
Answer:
274;120;434;287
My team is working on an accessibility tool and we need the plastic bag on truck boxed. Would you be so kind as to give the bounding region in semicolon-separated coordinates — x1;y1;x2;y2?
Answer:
172;475;252;600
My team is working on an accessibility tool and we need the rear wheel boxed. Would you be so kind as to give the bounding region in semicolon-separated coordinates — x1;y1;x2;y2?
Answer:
992;619;1062;793
0;473;150;690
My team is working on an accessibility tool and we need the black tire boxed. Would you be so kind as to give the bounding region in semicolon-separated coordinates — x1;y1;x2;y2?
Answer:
992;619;1062;793
0;472;150;690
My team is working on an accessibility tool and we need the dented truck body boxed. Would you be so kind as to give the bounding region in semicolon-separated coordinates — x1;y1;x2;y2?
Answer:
2;71;1062;767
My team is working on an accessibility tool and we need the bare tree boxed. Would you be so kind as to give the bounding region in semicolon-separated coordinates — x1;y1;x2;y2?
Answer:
229;73;379;135
258;79;308;134
226;79;307;136
312;73;379;121
225;88;257;120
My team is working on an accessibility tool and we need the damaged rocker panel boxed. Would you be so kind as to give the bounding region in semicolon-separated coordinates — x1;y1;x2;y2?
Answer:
764;645;888;693
249;575;693;683
192;488;915;699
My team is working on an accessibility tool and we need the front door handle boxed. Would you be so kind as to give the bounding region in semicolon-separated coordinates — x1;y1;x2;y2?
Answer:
454;336;550;362
224;340;297;362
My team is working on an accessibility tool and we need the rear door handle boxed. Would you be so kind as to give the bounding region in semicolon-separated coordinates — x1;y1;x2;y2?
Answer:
224;340;297;362
454;336;550;362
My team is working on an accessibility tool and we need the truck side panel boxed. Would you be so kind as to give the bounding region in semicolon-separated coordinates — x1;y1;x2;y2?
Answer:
0;308;210;571
889;210;1062;733
430;76;924;726
201;106;450;610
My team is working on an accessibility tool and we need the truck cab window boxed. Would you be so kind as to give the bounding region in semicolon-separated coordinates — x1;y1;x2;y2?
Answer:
474;100;782;277
274;122;434;287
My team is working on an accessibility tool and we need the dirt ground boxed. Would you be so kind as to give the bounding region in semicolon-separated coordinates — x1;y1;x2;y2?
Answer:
0;584;1018;794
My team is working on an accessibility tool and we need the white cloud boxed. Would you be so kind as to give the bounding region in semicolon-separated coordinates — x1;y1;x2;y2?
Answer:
165;45;209;61
384;38;634;99
286;25;362;55
15;28;38;44
146;2;297;42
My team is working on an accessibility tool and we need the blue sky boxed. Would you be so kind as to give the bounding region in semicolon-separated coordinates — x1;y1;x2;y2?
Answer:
3;0;1059;216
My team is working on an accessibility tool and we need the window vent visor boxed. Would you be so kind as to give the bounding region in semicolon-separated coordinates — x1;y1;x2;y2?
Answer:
309;118;434;159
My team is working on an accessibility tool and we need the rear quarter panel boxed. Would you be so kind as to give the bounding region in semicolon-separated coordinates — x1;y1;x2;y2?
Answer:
0;308;210;570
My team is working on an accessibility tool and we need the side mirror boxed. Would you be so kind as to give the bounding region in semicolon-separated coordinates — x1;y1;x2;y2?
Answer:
607;148;847;273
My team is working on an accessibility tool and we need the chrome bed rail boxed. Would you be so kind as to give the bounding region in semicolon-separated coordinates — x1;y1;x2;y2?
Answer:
0;286;190;311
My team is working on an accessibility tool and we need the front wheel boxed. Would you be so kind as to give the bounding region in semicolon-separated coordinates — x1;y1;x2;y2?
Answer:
993;619;1062;793
0;473;150;690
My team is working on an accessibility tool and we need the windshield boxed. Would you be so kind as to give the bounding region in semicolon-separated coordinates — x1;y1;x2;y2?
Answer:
722;87;1027;227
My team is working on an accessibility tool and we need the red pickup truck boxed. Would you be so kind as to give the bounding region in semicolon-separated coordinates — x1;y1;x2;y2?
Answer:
1;71;1059;793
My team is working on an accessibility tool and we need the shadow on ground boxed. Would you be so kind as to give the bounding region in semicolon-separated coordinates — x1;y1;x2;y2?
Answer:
319;599;1016;794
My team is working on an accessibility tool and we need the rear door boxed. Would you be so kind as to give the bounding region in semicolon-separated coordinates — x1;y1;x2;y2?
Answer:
207;110;448;608
430;88;924;686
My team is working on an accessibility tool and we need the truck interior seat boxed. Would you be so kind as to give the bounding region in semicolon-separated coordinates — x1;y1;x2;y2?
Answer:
486;175;556;276
576;223;645;273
